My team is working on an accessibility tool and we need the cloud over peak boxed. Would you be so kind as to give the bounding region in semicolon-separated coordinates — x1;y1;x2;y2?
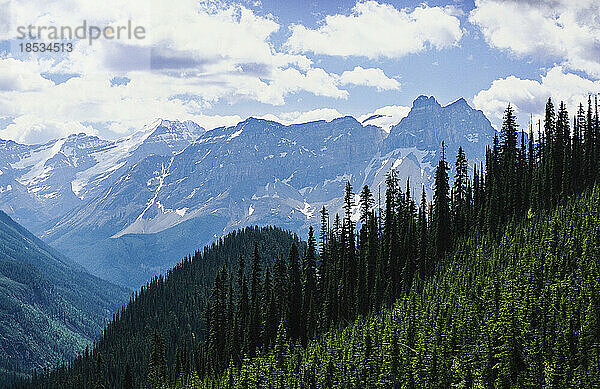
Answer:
285;1;463;59
470;0;600;78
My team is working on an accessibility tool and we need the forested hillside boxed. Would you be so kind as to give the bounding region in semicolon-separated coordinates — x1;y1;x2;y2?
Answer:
179;184;600;388
20;96;599;388
0;211;128;387
17;227;301;388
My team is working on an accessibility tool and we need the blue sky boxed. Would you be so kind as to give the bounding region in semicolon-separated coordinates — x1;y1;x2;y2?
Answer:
0;0;599;143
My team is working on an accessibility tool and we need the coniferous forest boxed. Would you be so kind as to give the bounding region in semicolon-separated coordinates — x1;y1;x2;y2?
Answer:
16;96;600;388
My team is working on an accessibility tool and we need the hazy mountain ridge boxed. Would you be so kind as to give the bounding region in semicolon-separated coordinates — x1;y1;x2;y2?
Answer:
0;97;496;287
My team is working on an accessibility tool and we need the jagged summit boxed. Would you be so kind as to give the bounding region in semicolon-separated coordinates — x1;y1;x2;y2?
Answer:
412;95;441;109
446;97;469;108
384;95;495;162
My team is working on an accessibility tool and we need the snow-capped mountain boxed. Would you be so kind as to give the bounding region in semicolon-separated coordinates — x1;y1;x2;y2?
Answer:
0;96;495;288
0;119;204;231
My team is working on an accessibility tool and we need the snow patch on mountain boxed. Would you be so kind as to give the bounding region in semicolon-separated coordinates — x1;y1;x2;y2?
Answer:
13;139;66;187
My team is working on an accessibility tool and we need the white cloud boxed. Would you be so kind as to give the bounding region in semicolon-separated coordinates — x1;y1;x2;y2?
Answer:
358;105;410;132
0;56;245;143
338;66;400;91
259;108;344;125
2;0;410;143
0;115;98;144
0;58;54;92
285;1;463;59
472;66;600;129
470;0;600;77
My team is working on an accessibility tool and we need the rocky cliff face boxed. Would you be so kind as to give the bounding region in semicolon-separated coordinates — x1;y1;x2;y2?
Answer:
385;96;495;165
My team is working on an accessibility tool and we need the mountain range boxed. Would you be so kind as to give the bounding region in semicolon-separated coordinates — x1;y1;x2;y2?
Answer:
0;96;496;288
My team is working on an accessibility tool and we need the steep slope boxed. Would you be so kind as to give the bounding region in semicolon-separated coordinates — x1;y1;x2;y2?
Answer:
0;212;128;383
26;226;303;388
28;185;600;389
189;187;600;388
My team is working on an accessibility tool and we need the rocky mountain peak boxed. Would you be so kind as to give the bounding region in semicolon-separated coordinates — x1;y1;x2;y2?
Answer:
412;95;440;109
446;97;469;108
384;95;495;161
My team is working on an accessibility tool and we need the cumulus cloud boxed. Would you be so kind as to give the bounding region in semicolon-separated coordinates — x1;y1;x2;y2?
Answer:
285;1;463;59
0;58;54;92
0;56;245;143
357;105;410;132
472;66;600;129
0;115;98;144
470;0;600;77
259;108;344;125
338;66;400;91
0;0;406;143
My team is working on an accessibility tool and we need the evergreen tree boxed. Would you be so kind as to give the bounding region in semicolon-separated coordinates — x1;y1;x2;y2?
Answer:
501;103;519;217
249;244;262;356
272;256;288;327
433;142;450;260
417;186;429;278
359;185;374;224
122;362;133;389
236;262;249;360
287;243;303;340
343;181;355;229
261;267;277;348
148;331;167;389
94;353;106;389
302;226;318;343
452;146;468;237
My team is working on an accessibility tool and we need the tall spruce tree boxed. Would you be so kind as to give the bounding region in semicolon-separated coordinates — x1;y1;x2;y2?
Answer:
452;146;468;237
248;244;262;356
501;103;519;217
359;185;374;224
302;227;318;343
287;243;303;340
433;142;450;260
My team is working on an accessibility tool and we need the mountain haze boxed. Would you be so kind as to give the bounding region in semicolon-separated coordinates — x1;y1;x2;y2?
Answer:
0;96;496;287
0;211;128;383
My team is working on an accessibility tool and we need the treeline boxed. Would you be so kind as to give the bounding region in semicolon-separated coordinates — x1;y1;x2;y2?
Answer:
183;96;600;384
180;185;600;388
19;95;600;388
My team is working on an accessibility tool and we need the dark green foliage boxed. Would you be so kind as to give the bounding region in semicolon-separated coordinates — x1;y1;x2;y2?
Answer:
195;187;600;388
122;363;133;389
452;146;468;237
287;243;303;341
147;331;166;389
433;141;451;260
25;96;600;388
302;226;318;343
248;244;262;357
0;211;128;386
23;226;301;389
